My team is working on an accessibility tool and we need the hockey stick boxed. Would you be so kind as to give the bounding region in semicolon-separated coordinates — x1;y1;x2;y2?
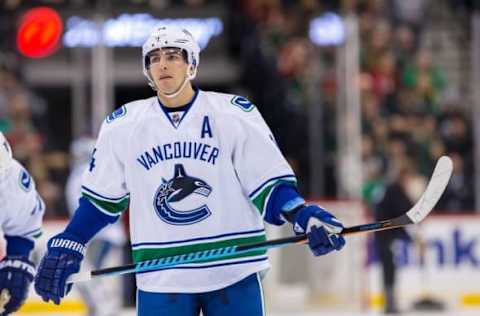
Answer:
67;156;452;284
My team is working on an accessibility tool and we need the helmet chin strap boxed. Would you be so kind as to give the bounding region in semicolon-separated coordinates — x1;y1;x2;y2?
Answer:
160;66;195;99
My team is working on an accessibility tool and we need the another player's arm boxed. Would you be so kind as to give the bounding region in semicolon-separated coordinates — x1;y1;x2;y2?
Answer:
0;170;45;315
2;193;44;259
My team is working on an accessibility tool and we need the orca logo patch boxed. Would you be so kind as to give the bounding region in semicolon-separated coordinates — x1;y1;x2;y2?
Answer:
153;164;212;225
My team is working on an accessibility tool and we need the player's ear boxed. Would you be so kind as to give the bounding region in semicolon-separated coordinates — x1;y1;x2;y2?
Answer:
187;65;197;80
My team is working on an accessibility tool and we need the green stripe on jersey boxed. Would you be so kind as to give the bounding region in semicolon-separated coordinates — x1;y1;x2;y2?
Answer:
251;180;297;215
132;233;267;264
82;193;129;215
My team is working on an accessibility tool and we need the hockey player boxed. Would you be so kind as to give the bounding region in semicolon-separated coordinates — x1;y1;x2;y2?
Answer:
34;26;346;315
0;132;45;315
65;136;125;316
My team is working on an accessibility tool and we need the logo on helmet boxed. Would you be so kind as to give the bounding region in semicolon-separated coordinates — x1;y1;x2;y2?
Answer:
182;29;194;38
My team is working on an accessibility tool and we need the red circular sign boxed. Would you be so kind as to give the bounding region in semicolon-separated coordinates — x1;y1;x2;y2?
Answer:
17;7;63;58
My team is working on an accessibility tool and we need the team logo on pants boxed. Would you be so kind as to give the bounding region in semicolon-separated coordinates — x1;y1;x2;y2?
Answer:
153;164;212;225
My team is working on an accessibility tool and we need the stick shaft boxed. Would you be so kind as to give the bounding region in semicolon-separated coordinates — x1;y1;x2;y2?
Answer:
66;217;412;283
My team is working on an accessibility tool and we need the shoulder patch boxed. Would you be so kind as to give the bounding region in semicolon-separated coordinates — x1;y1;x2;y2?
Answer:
19;169;32;192
231;96;255;112
106;106;127;123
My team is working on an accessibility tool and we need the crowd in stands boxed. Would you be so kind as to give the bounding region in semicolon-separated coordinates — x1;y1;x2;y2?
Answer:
355;1;474;211
231;0;475;212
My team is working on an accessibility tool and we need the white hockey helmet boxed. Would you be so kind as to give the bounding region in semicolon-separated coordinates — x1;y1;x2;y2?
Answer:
0;132;13;179
142;25;200;89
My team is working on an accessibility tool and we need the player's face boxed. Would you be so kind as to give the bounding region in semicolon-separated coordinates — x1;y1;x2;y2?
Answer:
148;48;189;94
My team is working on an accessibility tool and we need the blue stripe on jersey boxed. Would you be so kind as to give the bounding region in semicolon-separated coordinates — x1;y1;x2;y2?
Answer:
81;185;129;202
136;256;268;274
132;229;265;248
248;174;296;198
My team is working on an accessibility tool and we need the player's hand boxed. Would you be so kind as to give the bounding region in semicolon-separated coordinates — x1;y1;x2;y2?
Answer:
34;232;85;305
0;256;35;315
293;205;345;256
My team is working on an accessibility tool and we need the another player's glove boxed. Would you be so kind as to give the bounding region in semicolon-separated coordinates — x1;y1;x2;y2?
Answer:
0;256;35;315
34;232;86;305
290;205;346;256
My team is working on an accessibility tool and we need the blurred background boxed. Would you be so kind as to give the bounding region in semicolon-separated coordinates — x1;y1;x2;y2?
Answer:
1;0;480;315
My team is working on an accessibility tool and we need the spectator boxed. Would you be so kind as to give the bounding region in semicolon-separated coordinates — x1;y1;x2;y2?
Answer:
373;156;415;314
402;49;447;113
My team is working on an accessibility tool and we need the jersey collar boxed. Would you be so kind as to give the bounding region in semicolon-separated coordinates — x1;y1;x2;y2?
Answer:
157;88;199;129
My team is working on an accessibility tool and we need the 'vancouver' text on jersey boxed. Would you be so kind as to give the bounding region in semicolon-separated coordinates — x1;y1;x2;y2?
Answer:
81;90;296;293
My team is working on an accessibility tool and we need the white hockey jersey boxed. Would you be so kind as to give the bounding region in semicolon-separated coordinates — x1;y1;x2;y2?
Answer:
82;90;296;292
0;160;44;241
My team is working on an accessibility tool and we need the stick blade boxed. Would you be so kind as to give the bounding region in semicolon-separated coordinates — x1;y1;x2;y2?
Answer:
406;156;453;223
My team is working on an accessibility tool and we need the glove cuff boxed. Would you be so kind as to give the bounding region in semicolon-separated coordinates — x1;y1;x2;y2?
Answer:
5;236;34;257
48;232;86;259
280;198;306;224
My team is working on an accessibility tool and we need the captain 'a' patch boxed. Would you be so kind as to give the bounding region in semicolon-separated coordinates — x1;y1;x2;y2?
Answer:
201;116;213;138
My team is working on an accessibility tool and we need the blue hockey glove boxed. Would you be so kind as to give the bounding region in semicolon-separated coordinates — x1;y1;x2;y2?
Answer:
292;205;346;256
34;232;86;305
0;256;35;315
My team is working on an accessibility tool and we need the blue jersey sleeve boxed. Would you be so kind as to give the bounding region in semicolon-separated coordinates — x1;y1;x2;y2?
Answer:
65;197;120;244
